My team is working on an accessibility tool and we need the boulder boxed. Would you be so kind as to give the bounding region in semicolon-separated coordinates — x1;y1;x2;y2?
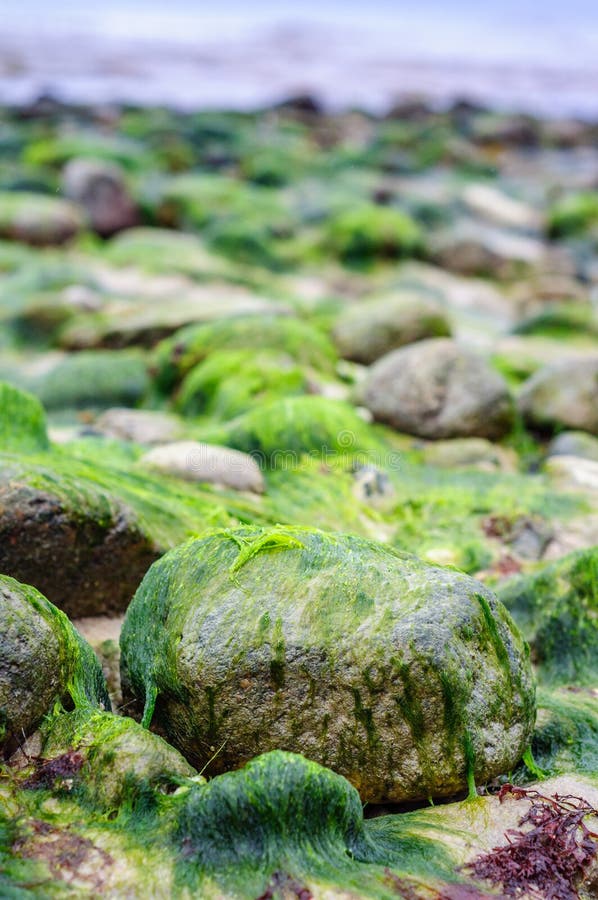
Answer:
0;574;108;751
498;547;598;685
0;462;160;618
0;191;84;246
140;441;265;493
363;338;514;440
62;157;138;236
212;396;382;465
121;526;535;803
519;357;598;434
332;292;451;364
29;349;149;411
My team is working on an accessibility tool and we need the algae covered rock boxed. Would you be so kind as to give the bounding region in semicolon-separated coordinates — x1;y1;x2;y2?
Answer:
121;526;535;803
519;356;598;434
363;338;514;440
498;547;598;686
332;291;451;365
175;349;310;420
151;315;337;394
42;707;196;808
0;455;161;618
213;396;381;465
0;191;84;246
0;574;108;751
30;349;150;411
0;381;49;453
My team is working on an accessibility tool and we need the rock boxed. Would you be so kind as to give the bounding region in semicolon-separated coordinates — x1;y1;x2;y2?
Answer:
0;457;161;618
175;350;309;420
461;183;542;233
363;339;514;440
42;708;196;809
351;463;396;507
152;315;338;395
29;349;150;411
547;430;598;463
141;441;265;494
0;574;108;751
430;222;545;279
324;204;424;262
62;158;138;237
332;291;451;364
0;381;49;453
121;526;535;803
0;191;84;245
95;408;185;445
544;455;598;492
213;396;382;465
498;547;598;685
519;357;598;434
422;437;517;472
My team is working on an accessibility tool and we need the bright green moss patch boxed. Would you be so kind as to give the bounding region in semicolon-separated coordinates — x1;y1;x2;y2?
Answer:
325;204;425;263
498;547;598;685
208;396;385;466
31;349;150;411
151;314;337;393
175;349;310;420
547;191;598;238
0;381;49;452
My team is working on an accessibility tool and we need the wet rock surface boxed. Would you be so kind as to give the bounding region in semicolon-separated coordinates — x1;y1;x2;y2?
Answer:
121;527;535;803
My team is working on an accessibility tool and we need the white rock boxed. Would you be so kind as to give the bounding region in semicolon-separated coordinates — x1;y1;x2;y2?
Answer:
141;441;265;493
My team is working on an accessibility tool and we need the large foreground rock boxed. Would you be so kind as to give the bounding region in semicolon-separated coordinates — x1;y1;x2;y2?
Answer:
363;338;514;439
0;574;108;751
121;526;535;803
519;356;598;434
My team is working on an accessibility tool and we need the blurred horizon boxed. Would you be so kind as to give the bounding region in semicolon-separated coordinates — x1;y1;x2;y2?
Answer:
2;0;598;117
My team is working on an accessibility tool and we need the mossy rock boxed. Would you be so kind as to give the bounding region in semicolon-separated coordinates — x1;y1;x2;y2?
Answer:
42;707;196;809
0;574;108;751
30;349;150;411
325;204;424;263
152;315;337;394
0;381;49;453
0;742;496;899
210;396;382;466
175;350;310;420
332;291;451;364
0;191;84;246
121;526;535;803
498;547;598;686
547;191;598;239
518;357;598;434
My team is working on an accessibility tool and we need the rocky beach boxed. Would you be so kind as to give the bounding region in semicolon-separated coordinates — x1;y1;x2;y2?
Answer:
1;13;598;897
